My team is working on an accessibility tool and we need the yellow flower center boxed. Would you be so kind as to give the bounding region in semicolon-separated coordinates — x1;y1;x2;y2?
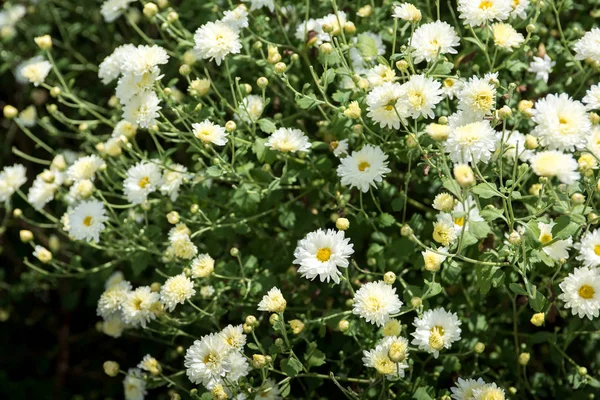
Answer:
479;1;493;10
133;298;142;311
594;245;600;256
364;295;383;313
409;92;425;108
384;104;395;111
513;0;520;5
454;217;465;227
539;232;553;244
444;78;454;88
83;216;93;227
316;247;332;262
475;92;493;111
579;284;595;300
358;161;371;171
373;356;395;375
429;326;445;350
204;352;218;365
138;176;150;188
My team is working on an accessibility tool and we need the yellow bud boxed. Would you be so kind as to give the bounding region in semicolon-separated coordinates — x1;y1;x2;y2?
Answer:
252;354;267;368
3;105;18;119
474;342;485;353
34;34;53;50
383;271;396;284
225;120;236;132
338;319;350;332
453;164;475;188
336;217;350;231
530;312;545;327
257;77;268;88
167;211;180;224
518;352;530;365
20;230;34;243
103;361;120;377
289;319;305;334
524;134;538;150
274;62;287;74
410;297;422;308
143;3;159;18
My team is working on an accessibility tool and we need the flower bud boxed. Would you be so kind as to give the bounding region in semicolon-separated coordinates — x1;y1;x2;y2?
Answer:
257;77;268;88
338;319;350;332
230;247;239;257
410;297;422;308
20;230;34;243
34;34;53;50
590;112;600;125
357;5;372;17
433;193;454;212
274;62;287;74
179;64;191;76
388;341;407;362
578;366;588;376
400;224;413;237
508;230;522;245
103;361;120;377
453;164;475;188
13;209;22;218
571;193;585;204
530;312;544;327
474;342;485;353
35;246;53;263
3;105;18;119
243;323;254;333
47;104;58;114
518;100;534;117
588;212;598;224
143;2;159;17
395;60;409;72
336;217;350;231
524;134;538;150
167;211;180;224
167;11;178;22
497;105;512;119
344;21;356;34
518;352;530;365
211;384;228;400
343;101;361;119
319;43;333;55
48;235;60;253
289;319;305;334
252;354;267;368
225;120;236;132
509;388;517;395
40;170;55;183
426;123;450;141
141;200;151;211
526;24;536;33
383;271;396;284
269;313;280;325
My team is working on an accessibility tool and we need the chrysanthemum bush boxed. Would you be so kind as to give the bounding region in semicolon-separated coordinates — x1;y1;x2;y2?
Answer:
3;0;600;398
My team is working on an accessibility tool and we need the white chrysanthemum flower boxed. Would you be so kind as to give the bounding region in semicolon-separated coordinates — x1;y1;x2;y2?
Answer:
121;45;169;77
66;199;108;242
27;175;58;210
503;130;533;162
527;54;555;84
123;161;163;205
576;229;600;268
112;120;138;139
258;287;287;313
101;0;136;23
331;139;349;158
236;95;264;123
559;266;600;320
366;82;407;129
191;254;215;278
0;4;26;29
160;164;189;201
116;69;162;104
293;228;355;284
219;324;246;351
362;336;409;378
67;155;105;182
222;6;249;31
194;21;241;66
15;56;43;85
458;76;497;117
529;150;580;184
17;105;37;127
97;281;132;320
511;0;530;19
122;286;160;328
411;21;460;63
200;285;215;298
411;308;462;358
122;91;162;129
105;271;125;289
458;0;512;26
192;120;228;146
574;28;600;62
33;245;52;263
472;383;506;400
184;333;232;389
242;0;275;12
433;213;458;246
451;377;487;400
225;351;250;383
399;75;443;119
353;281;403;327
392;3;422;22
444;120;498;164
265;128;311;153
491;23;524;50
531;93;590;151
366;64;397;87
19;58;52;86
442;78;465;100
99;44;136;84
138;354;161;375
337;144;391;193
583;84;600;111
0;164;27;202
160;273;196;312
123;368;147;400
167;227;198;260
103;315;127;338
295;18;319;43
538;221;572;260
349;32;386;74
316;11;349;42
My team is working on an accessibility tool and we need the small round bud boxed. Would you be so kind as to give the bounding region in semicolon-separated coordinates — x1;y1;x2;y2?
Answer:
388;341;407;363
3;105;18;119
526;24;536;33
170;393;181;400
35;246;53;263
319;43;333;55
440;396;452;400
225;120;236;132
400;224;413;237
578;366;588;376
141;200;151;211
103;361;120;377
509;387;517;395
453;164;475;188
243;323;254;333
190;204;199;214
497;105;512;119
269;313;280;325
143;2;159;17
47;104;58;114
40;170;55;183
48;235;60;253
150;282;161;292
410;297;422;308
344;21;356;34
395;60;409;72
230;247;239;257
571;193;585;205
245;315;257;326
13;209;22;218
383;271;396;285
590;112;600;125
252;354;267;369
588;213;598;224
274;338;284;348
321;23;333;33
274;62;287;74
167;211;180;224
338;319;350;332
518;352;530;365
530;312;545;327
179;64;191;76
20;230;34;243
289;319;305;334
157;0;169;8
474;342;486;354
336;217;350;231
34;34;53;50
508;230;522;245
167;11;179;22
524;134;538;150
357;5;373;17
48;86;61;98
257;77;268;88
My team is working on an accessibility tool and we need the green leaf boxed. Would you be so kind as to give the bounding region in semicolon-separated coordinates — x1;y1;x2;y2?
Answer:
412;387;434;400
321;69;336;86
232;183;261;211
529;287;546;312
296;96;318;110
509;283;528;296
471;183;500;199
430;61;454;76
480;207;504;221
304;342;326;369
378;213;396;228
278;210;296;229
469;220;491;240
281;357;303;377
355;32;380;58
442;178;462;200
206;165;222;177
258;118;277;133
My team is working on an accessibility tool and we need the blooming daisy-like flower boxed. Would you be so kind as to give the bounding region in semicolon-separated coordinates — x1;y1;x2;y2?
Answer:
399;74;443;119
295;18;319;43
366;82;407;129
472;383;506;400
503;130;533;162
200;285;215;298
222;6;249;31
317;11;349;41
194;21;241;66
450;377;487;400
411;307;462;358
100;0;136;23
0;4;26;29
116;68;162;104
422;247;448;272
362;336;410;378
167;224;198;260
122;286;160;328
123;91;162;129
527;54;555;83
243;0;275;12
511;0;530;19
491;23;524;50
225;351;250;383
353;281;403;327
99;44;136;84
337;144;391;193
184;333;232;389
123;368;147;400
458;76;497;117
574;28;600;62
258;287;287;313
138;354;161;375
331;139;349;158
393;3;422;22
292;228;354;284
583;84;600;111
191;254;215;278
97;280;132;320
121;45;169;78
67;155;106;182
433;213;458;246
366;64;397;87
444;120;498;164
192;120;228;146
0;164;27;202
19;58;52;87
219;324;246;351
559;266;600;320
531;93;590;151
266;128;311;153
411;21;460;63
458;0;512;26
160;163;189;201
123;161;163;205
112;120;138;139
256;378;281;400
538;221;573;260
27;175;58;210
576;229;600;268
160;273;196;312
529;150;580;184
442;77;464;100
66;199;108;242
236;95;264;123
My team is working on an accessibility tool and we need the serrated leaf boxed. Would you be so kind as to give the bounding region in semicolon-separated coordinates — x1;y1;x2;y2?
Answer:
258;118;277;133
471;183;500;199
378;213;396;228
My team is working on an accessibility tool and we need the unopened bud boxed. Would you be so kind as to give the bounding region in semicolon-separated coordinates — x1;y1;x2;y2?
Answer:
230;247;239;257
338;319;350;332
257;77;268;88
453;164;475;188
225;120;236;132
20;230;34;243
34;34;53;50
474;342;485;353
524;134;538;150
274;62;287;75
336;217;350;231
252;354;267;368
530;312;544;326
3;105;18;119
383;271;396;284
508;230;522;245
400;224;413;237
518;352;530;365
289;319;305;334
103;361;120;377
